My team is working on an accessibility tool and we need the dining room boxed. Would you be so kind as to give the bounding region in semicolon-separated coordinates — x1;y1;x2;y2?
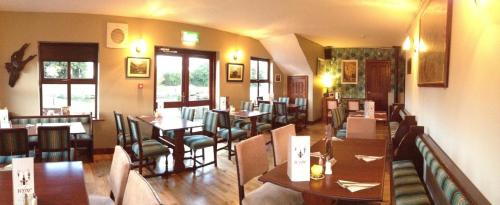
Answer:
0;0;499;205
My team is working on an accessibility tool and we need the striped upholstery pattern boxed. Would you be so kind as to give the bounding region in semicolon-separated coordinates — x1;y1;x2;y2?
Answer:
416;138;470;205
215;110;247;140
258;103;273;123
389;121;400;139
240;101;254;111
11;115;92;143
202;111;219;135
37;126;72;162
295;98;307;111
331;107;345;129
278;97;289;104
393;160;431;205
0;128;29;156
183;111;218;149
181;107;195;121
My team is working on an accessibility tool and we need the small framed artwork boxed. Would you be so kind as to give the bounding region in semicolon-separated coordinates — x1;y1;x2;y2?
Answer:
126;57;151;78
341;60;358;84
407;58;412;74
107;23;128;48
275;74;282;82
226;63;244;82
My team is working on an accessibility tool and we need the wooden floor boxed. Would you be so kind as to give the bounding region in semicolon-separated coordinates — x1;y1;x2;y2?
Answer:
84;122;392;205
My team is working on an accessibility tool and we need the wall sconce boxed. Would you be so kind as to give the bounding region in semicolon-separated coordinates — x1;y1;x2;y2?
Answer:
402;36;412;51
321;74;334;94
131;39;146;54
418;39;428;53
232;50;243;61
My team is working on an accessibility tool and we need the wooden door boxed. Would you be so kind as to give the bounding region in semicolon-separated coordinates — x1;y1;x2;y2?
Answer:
287;76;308;103
365;60;391;111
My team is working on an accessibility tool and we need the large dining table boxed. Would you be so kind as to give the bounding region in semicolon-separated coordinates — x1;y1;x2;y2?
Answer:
259;138;388;205
138;115;203;173
0;161;89;205
11;122;87;136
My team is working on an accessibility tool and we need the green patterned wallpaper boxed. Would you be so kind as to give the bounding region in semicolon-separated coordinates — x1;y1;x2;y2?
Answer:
321;48;402;98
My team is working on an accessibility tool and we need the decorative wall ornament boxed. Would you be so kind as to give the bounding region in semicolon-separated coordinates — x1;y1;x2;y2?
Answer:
418;0;453;87
5;43;37;87
341;60;358;85
107;23;128;48
226;63;244;82
126;57;150;78
275;74;282;82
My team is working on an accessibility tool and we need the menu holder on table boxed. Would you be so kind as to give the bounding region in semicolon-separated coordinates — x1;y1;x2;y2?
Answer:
12;157;35;205
287;136;310;182
364;101;375;118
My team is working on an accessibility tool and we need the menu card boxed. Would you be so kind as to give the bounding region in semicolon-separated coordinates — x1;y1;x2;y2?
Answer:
12;157;35;205
219;97;227;110
287;136;310;182
364;101;375;118
0;108;9;128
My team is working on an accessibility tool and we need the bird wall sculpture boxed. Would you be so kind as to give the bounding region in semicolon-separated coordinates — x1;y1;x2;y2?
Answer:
5;43;37;87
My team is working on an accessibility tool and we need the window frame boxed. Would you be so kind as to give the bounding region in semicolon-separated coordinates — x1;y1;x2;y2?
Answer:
250;57;271;99
38;42;99;117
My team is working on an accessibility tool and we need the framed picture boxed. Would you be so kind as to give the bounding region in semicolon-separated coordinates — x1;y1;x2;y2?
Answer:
126;57;151;78
418;0;453;87
107;23;128;48
226;63;244;82
275;74;282;82
341;60;358;84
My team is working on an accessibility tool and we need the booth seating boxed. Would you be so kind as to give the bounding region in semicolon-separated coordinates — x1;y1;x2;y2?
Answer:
392;126;490;205
388;104;416;150
10;114;94;162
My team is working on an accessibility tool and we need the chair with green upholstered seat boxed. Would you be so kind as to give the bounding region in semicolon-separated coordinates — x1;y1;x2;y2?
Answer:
36;126;74;162
242;103;273;135
213;110;247;160
163;107;195;139
114;111;131;150
233;101;253;128
0;128;31;165
183;111;218;171
294;97;308;129
127;116;169;178
273;101;296;127
331;107;347;139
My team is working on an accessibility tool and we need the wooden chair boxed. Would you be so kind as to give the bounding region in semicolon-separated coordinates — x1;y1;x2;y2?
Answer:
183;111;219;171
331;107;347;139
270;124;295;166
213;110;247;160
36;126;73;162
235;134;303;205
122;171;163;205
294;97;308;129
127;116;169;178
347;100;360;112
0;128;30;164
346;117;376;139
278;97;289;104
241;103;273;135
114;111;130;149
163;107;195;140
70;113;94;162
234;101;253;128
89;146;132;205
273;101;296;127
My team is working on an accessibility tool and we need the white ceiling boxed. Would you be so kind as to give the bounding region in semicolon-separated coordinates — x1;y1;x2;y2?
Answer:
0;0;421;47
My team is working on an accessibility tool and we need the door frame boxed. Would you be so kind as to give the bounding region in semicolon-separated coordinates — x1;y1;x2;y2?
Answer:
287;75;308;103
153;46;216;110
365;59;391;111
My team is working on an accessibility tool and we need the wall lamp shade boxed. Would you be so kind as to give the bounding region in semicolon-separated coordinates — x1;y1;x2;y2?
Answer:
321;74;334;88
402;36;412;51
131;39;146;54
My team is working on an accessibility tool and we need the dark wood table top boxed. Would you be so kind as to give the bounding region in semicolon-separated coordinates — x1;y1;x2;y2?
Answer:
349;111;388;122
10;122;87;136
0;161;89;205
259;138;387;202
229;110;270;118
138;115;204;131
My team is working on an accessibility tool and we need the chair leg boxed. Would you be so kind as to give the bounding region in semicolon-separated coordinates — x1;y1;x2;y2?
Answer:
163;154;168;178
213;144;218;167
202;149;205;161
138;158;143;175
193;149;197;171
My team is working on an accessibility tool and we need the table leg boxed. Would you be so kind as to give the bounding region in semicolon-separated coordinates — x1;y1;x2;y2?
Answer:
302;192;335;205
172;129;186;172
250;117;257;137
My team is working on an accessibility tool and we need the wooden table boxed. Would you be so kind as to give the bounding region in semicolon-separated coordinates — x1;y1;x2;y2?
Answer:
227;110;270;137
349;111;388;122
0;162;89;205
259;138;388;204
11;122;87;136
138;116;203;172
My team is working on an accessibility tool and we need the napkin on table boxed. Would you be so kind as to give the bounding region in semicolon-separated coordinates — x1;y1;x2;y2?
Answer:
355;155;384;162
337;180;380;192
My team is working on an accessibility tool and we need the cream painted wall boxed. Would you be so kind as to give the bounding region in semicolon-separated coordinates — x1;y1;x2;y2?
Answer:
404;1;500;203
0;11;275;149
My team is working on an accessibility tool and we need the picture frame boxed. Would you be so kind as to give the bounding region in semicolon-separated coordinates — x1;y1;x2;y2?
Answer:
107;23;128;48
226;63;244;82
418;0;453;87
126;57;151;78
341;60;358;84
275;74;282;82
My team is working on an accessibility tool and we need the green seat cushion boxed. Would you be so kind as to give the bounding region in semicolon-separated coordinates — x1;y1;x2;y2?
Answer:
162;129;191;139
275;115;296;124
336;129;346;139
218;128;247;140
117;133;132;146
242;122;272;133
0;151;35;164
71;133;92;141
132;140;169;158
392;160;430;205
233;119;249;128
183;135;215;149
41;148;75;162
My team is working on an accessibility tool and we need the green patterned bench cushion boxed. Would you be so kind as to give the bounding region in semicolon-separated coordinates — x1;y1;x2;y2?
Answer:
183;135;215;150
40;149;74;162
416;137;471;205
132;140;169;158
11;116;93;141
393;160;431;205
218;128;247;140
242;122;272;133
389;122;400;139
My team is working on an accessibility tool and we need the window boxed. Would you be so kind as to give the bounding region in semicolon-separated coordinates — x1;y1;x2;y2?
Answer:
39;43;98;117
250;57;271;101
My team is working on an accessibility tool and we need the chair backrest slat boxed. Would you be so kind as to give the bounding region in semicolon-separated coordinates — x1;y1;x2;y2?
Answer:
240;101;253;111
0;128;29;156
202;111;218;135
258;103;273;122
37;126;70;152
181;107;195;121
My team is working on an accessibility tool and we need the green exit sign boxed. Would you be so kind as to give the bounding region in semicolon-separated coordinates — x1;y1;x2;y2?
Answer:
182;31;199;45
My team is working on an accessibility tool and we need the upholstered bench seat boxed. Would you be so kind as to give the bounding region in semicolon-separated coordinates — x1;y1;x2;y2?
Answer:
389;121;400;139
393;160;431;205
132;140;169;157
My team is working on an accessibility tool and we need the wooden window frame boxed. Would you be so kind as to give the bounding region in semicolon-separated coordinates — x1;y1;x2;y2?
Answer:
250;57;271;98
38;42;99;117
